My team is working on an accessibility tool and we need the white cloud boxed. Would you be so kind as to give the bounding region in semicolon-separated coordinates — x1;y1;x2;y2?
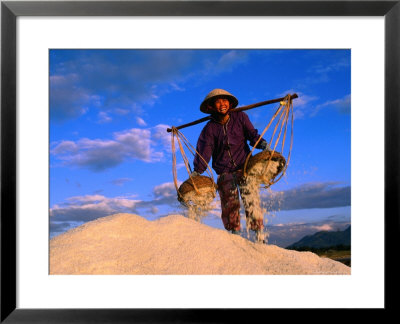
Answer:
51;125;171;171
170;83;185;91
136;117;147;126
217;50;248;71
50;194;141;222
50;180;184;229
97;111;112;124
152;124;174;152
280;91;350;118
114;128;153;161
176;162;186;169
50;140;78;155
50;51;197;122
153;182;181;198
313;94;351;116
261;182;351;211
200;50;249;80
111;178;133;186
50;73;99;121
115;108;130;115
50;50;254;124
311;224;334;232
66;194;106;204
312;58;350;75
279;90;319;119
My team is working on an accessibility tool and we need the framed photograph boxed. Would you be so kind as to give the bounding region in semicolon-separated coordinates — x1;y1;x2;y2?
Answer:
1;0;398;321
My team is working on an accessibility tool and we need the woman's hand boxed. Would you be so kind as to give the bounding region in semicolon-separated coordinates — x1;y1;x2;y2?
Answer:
190;171;201;177
257;140;272;151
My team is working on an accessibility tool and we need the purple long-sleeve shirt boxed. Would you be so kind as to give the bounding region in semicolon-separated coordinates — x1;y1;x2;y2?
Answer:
193;111;266;175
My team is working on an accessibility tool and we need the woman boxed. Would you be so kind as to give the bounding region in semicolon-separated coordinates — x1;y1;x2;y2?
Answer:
192;89;271;242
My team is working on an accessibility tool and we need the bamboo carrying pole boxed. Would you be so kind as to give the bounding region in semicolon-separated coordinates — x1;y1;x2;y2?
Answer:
166;93;298;133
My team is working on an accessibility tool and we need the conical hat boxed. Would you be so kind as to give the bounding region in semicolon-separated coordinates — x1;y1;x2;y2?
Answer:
200;89;239;114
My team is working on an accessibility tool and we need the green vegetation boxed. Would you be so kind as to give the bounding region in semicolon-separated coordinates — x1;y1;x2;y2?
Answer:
287;244;350;253
284;226;351;266
287;245;351;266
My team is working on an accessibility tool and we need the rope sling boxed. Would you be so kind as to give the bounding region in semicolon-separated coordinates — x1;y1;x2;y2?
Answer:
170;94;295;202
170;126;216;203
243;94;294;188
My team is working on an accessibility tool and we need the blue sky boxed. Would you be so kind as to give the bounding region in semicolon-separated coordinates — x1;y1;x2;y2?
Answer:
49;49;351;247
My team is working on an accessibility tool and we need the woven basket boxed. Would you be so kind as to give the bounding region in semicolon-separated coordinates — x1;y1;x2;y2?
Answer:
178;175;216;207
246;151;286;185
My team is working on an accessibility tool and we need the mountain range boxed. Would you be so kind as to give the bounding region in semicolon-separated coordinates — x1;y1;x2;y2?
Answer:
286;226;351;249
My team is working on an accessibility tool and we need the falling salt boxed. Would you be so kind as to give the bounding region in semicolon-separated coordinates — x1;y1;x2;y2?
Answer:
246;159;280;184
240;159;283;243
180;187;216;222
177;159;284;243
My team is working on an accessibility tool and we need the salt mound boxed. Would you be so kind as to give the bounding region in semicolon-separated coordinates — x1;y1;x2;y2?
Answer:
50;213;350;275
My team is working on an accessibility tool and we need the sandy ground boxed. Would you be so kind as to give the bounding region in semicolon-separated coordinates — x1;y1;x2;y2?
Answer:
50;213;350;275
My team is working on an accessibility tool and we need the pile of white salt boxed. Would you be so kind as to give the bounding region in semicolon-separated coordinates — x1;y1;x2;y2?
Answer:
50;213;350;275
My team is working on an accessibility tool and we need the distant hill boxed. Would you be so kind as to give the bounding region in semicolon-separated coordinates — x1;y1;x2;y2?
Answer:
286;226;351;250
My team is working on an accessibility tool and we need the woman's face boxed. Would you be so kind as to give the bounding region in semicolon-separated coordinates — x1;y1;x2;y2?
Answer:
213;98;231;115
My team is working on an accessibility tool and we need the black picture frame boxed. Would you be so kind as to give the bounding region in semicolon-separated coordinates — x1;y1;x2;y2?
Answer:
1;0;399;322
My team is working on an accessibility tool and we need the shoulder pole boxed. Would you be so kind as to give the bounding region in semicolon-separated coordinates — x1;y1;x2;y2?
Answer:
166;93;298;133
